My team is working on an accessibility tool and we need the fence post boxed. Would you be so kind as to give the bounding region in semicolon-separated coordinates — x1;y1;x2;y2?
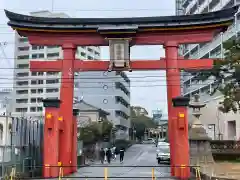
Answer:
151;168;155;180
195;166;201;180
10;167;16;180
58;167;63;180
104;167;108;180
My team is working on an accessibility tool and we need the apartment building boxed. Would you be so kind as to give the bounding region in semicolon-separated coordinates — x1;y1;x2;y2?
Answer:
178;0;240;140
0;88;12;116
12;11;131;139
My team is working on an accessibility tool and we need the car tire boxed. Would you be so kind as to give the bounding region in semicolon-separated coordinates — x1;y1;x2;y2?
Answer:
157;159;161;164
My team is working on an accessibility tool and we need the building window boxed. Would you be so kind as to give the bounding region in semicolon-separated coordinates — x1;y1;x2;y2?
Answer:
47;53;59;58
16;90;28;94
87;47;93;53
38;89;43;93
31;89;37;94
32;45;44;50
116;71;130;83
16;99;28;103
31;98;36;103
46;79;59;84
46;72;58;76
32;53;44;59
87;56;93;60
17;55;29;60
18;46;29;51
47;45;59;49
15;108;28;112
19;38;28;43
37;107;43;112
209;0;220;11
31;89;43;94
80;52;86;57
16;72;29;77
46;88;59;93
115;96;129;108
30;107;36;112
17;64;29;69
115;82;130;96
16;81;28;86
37;98;43;102
115;110;129;119
94;51;100;56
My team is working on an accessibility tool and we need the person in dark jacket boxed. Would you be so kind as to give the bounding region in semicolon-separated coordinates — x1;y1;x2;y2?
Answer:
106;148;112;164
99;148;105;164
119;147;125;163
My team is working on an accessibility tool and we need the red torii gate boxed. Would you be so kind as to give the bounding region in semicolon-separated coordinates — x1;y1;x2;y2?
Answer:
4;6;238;179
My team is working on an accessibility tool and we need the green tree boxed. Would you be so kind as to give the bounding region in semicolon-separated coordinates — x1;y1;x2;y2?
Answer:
78;120;113;144
130;106;157;139
194;37;240;113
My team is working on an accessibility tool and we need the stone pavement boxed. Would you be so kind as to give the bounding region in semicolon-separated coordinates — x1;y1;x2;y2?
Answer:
200;162;240;179
68;144;174;180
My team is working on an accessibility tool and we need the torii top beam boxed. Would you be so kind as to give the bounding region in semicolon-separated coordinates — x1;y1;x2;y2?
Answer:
4;6;239;46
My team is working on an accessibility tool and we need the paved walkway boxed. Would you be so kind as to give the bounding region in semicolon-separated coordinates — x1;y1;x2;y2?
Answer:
68;144;174;180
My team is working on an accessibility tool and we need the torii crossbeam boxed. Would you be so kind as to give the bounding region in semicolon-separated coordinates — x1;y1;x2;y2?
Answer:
4;5;238;179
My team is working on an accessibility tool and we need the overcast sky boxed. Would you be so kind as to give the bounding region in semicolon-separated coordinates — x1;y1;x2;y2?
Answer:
0;0;176;116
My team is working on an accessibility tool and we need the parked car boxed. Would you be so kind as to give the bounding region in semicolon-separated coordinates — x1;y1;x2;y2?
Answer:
142;138;155;144
156;143;170;164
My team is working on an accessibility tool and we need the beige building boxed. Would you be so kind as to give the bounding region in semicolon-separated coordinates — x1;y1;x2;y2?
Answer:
74;100;109;127
188;93;240;140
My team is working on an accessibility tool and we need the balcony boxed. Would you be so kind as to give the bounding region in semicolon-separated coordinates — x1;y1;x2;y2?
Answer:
190;22;240;59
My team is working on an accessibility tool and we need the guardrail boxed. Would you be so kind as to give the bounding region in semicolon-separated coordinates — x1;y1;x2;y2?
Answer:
5;165;202;179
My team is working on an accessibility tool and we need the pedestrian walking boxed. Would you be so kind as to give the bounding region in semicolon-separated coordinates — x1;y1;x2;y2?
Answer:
111;146;117;160
106;148;112;164
99;148;105;164
119;147;125;163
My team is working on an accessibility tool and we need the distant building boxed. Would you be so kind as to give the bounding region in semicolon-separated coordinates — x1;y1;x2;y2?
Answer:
152;110;163;125
132;106;148;116
0;89;12;116
74;100;110;128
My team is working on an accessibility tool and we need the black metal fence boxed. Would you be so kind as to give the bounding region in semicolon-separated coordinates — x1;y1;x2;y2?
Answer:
0;117;43;179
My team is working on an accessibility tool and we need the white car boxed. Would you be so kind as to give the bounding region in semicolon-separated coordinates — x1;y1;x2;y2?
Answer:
157;141;169;147
156;143;170;164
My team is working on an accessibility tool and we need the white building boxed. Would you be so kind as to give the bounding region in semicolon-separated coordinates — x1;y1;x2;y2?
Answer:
0;88;12;116
178;0;240;140
12;11;130;139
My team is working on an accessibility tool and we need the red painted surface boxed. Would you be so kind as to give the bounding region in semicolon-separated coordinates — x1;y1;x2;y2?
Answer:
43;107;60;178
58;44;76;175
165;41;190;178
175;107;190;179
165;41;179;176
20;28;220;46
72;115;77;173
30;59;213;72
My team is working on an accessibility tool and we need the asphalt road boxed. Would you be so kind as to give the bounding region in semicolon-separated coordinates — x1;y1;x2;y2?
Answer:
70;144;175;180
